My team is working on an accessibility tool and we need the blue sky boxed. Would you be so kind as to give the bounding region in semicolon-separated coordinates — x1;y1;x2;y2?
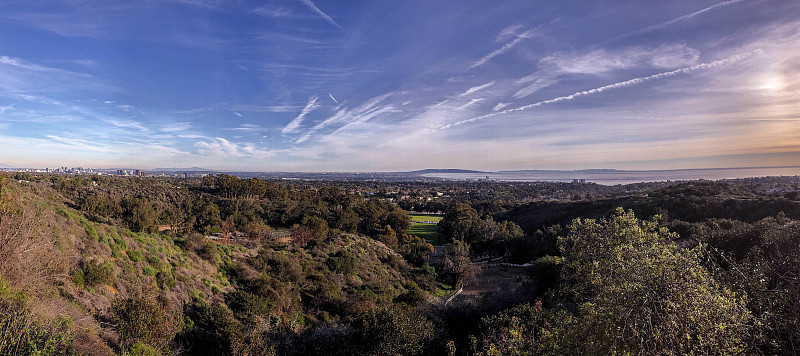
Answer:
1;0;799;171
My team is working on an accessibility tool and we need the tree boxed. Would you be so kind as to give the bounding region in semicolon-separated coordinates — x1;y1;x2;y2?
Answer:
196;202;222;234
121;197;157;233
700;215;800;354
243;223;273;246
302;215;329;241
179;301;245;355
558;208;751;355
439;203;482;244
397;232;434;267
476;302;571;356
382;208;411;235
291;224;315;247
437;240;478;285
350;306;435;356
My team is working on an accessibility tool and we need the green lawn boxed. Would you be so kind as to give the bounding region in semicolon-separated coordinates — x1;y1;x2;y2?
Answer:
410;214;443;223
408;214;443;245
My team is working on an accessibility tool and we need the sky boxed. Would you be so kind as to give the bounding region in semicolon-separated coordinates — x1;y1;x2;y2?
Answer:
0;0;799;172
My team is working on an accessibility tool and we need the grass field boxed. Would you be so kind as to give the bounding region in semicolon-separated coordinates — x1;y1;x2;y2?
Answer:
410;214;443;223
408;214;443;245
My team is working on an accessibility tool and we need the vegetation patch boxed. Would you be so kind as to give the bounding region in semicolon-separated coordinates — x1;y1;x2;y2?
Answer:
407;214;442;245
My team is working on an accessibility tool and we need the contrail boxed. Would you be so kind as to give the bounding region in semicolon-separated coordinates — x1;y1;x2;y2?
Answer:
440;50;761;130
459;81;495;97
328;93;339;104
470;25;543;69
282;95;318;134
298;0;344;31
606;0;747;43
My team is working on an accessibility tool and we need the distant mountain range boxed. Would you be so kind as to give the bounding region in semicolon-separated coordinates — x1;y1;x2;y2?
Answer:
0;163;16;169
408;169;489;174
150;167;214;172
499;169;622;173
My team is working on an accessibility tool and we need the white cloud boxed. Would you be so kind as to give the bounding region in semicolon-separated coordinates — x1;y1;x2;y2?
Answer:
45;135;111;152
194;138;243;157
252;4;294;18
227;104;305;113
143;144;191;156
107;118;148;132
193;138;274;160
443;50;761;129
493;102;510;111
226;124;264;132
0;55;99;94
459;81;495;97
514;44;702;96
540;44;700;76
0;56;54;72
241;143;275;159
161;122;191;132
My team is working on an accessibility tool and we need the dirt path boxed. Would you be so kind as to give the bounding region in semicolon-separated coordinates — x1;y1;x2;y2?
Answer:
461;265;530;296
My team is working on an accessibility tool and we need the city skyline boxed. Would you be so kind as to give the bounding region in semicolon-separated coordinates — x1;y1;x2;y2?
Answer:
1;0;799;172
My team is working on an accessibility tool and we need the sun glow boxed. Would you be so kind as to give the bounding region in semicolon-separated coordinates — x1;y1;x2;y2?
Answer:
757;72;786;92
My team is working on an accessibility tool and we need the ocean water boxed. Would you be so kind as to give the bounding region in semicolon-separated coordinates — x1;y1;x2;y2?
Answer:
423;167;800;185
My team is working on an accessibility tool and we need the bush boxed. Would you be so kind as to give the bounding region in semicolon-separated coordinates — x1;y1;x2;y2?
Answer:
128;250;144;262
350;306;435;356
110;294;177;352
178;301;243;355
70;270;85;288
327;250;357;275
558;208;750;355
82;259;114;287
156;271;176;290
182;233;206;253
394;287;428;307
128;341;159;356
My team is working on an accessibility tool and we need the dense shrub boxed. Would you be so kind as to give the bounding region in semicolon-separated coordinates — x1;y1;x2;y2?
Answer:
349;306;435;356
110;294;178;352
557;209;751;355
327;250;357;275
81;259;114;287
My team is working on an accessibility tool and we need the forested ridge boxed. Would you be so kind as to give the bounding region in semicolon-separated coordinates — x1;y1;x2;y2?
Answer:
1;173;799;355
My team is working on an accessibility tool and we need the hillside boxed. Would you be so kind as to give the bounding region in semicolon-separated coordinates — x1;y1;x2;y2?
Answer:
0;176;438;355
